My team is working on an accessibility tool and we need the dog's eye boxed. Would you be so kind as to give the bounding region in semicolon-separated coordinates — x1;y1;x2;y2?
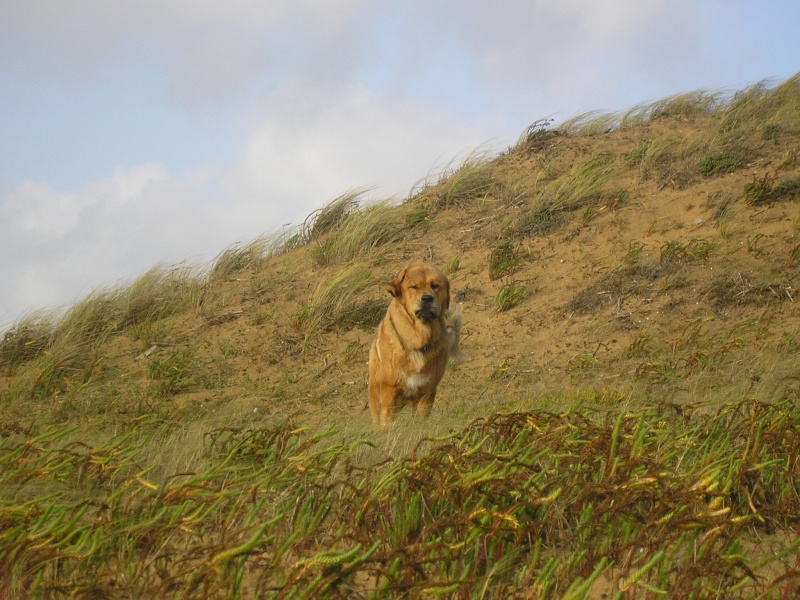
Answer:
409;285;419;290
431;284;439;290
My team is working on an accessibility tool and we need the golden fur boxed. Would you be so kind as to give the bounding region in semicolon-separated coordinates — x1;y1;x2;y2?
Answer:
368;262;462;426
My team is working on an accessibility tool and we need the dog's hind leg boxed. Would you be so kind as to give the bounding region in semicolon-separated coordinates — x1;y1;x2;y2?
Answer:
412;392;436;419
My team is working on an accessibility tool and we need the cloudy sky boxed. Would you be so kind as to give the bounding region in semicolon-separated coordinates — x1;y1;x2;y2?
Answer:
1;1;798;327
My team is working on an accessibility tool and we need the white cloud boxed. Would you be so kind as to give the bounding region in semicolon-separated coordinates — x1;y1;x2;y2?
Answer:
431;0;711;117
222;83;500;217
0;164;210;323
0;82;497;326
1;182;83;243
0;1;381;106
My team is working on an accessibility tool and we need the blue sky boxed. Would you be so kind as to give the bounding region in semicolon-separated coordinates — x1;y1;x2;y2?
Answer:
1;0;799;327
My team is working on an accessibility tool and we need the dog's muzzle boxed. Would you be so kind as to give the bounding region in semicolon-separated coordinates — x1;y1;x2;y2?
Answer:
414;295;438;320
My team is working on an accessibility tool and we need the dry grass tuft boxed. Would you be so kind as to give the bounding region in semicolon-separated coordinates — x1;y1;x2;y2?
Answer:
311;199;404;265
0;311;56;374
295;265;376;344
120;265;202;326
209;230;296;281
431;149;497;209
537;152;622;212
302;189;364;241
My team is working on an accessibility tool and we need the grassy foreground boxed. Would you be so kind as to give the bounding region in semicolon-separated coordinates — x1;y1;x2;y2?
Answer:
2;397;799;598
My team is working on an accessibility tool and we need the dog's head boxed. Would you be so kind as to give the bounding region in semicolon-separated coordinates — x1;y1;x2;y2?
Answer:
387;262;450;321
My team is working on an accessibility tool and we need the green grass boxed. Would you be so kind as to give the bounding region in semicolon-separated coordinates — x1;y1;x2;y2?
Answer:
2;399;799;598
434;149;496;208
543;152;622;212
745;174;800;205
517;118;557;153
147;347;197;396
404;203;430;227
0;311;54;375
488;241;523;280
495;283;529;311
209;231;293;281
302;189;362;240
698;151;745;177
523;201;563;237
659;238;717;267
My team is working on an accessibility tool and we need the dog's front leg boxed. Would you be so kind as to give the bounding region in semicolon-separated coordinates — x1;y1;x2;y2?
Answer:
378;384;401;427
368;378;382;427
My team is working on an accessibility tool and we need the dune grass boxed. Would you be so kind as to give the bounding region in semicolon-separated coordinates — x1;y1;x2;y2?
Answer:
495;283;529;312
294;265;379;345
209;230;297;282
537;152;624;212
426;149;497;210
558;79;794;137
309;197;404;266
1;265;204;406
2;398;798;598
302;189;364;242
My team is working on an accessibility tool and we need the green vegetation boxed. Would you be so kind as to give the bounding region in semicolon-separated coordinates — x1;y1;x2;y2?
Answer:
309;197;403;266
2;72;800;598
1;401;798;598
209;233;292;281
147;347;197;396
523;201;563;237
548;152;622;211
404;203;430;228
698;151;745;177
488;241;524;280
745;174;800;205
495;283;529;312
435;150;496;209
659;238;716;267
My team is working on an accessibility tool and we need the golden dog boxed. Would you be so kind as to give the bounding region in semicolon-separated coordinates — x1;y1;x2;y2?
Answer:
368;262;462;427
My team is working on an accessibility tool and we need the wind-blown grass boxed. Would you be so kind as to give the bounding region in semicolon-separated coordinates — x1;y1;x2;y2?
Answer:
302;189;364;242
1;265;203;405
2;398;799;598
0;311;55;375
311;199;404;266
117;265;203;328
432;149;497;209
536;152;623;212
558;76;799;139
209;230;298;281
294;265;377;344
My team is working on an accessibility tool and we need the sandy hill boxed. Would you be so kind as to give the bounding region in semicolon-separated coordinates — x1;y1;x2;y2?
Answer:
4;76;798;435
1;73;799;598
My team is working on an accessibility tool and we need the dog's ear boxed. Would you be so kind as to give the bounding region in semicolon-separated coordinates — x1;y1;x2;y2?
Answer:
442;277;451;310
386;279;401;298
386;267;407;298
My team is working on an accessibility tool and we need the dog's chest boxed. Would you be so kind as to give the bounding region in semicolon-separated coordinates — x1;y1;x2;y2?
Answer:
399;349;434;395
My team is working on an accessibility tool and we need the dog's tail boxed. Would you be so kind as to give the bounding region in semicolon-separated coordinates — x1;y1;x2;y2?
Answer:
444;304;465;362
